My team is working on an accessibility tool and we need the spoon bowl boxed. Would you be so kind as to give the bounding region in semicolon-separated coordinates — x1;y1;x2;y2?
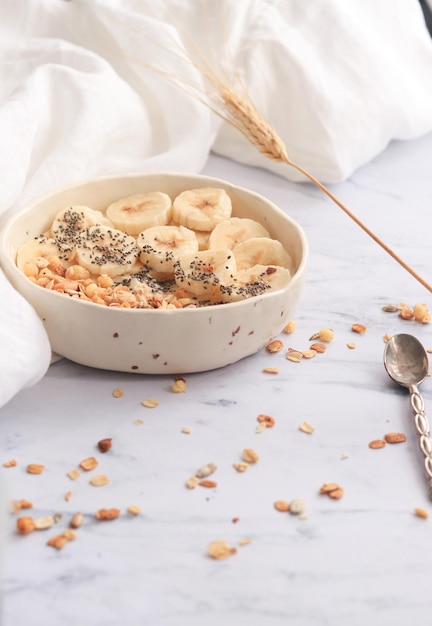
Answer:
384;333;429;388
384;333;432;499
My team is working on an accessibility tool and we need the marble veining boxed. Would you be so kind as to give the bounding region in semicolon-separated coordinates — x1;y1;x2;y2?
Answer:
1;135;432;626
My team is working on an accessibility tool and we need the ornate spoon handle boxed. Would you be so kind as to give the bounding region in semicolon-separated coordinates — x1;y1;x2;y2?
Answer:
409;384;432;499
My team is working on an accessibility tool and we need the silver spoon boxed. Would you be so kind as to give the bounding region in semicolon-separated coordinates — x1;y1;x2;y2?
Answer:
384;333;432;498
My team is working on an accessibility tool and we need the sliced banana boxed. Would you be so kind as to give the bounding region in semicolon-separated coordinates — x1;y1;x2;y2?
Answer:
208;217;270;250
106;192;172;235
16;237;70;275
225;264;292;302
50;205;113;239
75;225;139;277
137;225;199;274
233;237;293;272
172;187;232;232
174;248;237;299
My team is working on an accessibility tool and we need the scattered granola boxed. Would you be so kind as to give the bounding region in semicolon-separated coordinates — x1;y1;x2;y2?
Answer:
112;387;124;398
233;462;249;473
196;462;217;478
257;414;276;428
26;464;45;475
181;427;192;434
186;476;199;489
127;504;142;515
95;508;121;520
320;483;344;499
3;459;17;468
274;500;290;512
208;540;237;560
79;457;98;471
34;516;55;530
414;507;429;519
70;513;84;529
309;328;334;342
384;432;407;444
12;499;33;513
286;350;303;362
351;323;367;334
16;516;36;534
67;469;80;480
282;320;296;334
47;534;69;550
89;474;109;487
242;448;260;464
97;438;112;453
64;491;72;502
369;439;386;449
309;342;326;353
299;421;315;434
172;377;186;393
289;499;306;515
198;480;218;488
266;339;284;353
141;398;159;408
263;367;279;374
347;342;356;349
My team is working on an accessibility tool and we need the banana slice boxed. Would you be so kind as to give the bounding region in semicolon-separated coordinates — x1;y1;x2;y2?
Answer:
50;205;113;240
174;248;237;298
75;225;139;277
16;237;70;276
225;264;292;302
172;187;232;232
106;192;172;235
208;217;270;250
137;225;199;274
233;237;293;272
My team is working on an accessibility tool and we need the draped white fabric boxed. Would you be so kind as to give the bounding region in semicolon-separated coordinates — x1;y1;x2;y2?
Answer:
1;0;432;407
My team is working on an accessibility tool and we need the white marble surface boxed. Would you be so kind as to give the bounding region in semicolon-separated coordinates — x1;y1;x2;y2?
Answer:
1;135;432;626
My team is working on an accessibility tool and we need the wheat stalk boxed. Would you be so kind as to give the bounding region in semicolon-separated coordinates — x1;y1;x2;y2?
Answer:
117;11;431;293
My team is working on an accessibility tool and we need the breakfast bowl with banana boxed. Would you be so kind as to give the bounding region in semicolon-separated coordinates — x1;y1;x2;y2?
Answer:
0;172;308;373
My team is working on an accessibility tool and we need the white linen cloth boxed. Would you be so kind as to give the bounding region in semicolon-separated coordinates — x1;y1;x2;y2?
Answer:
1;0;432;407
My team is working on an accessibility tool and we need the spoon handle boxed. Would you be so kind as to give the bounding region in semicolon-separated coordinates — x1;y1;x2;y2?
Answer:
409;384;432;499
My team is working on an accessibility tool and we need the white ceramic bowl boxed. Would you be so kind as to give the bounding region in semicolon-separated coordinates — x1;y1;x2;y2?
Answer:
0;172;308;374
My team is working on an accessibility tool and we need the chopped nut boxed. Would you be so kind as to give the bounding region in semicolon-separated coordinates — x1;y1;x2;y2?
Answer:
242;448;260;464
274;500;290;512
302;349;317;359
3;459;17;468
309;343;326;353
63;529;77;541
67;469;80;480
233;462;249;473
70;513;84;529
34;516;55;530
47;534;69;550
320;483;344;499
196;462;217;478
198;480;218;488
172;377;186;393
257;414;276;428
12;499;33;513
309;328;334;342
414;507;429;519
384;432;407;444
112;387;124;398
282;320;296;334
95;508;121;520
127;504;141;515
97;438;112;453
16;516;36;534
89;474;109;487
351;323;367;334
186;476;199;489
79;457;98;471
289;499;306;515
399;306;414;320
141;398;159;408
208;540;237;560
414;303;431;324
26;463;45;475
262;367;279;374
266;339;284;353
286;351;303;362
299;421;315;434
347;342;356;349
328;487;344;500
369;439;386;449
